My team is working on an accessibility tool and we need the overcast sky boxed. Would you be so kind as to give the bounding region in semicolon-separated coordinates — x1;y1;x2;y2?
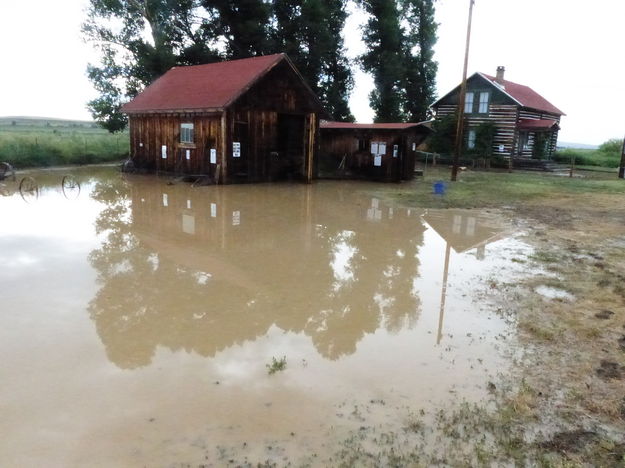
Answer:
1;0;623;145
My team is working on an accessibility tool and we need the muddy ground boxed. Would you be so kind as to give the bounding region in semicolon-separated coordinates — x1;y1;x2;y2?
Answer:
361;174;625;466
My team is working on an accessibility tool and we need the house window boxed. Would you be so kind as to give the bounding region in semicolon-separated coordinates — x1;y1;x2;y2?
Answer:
180;123;194;143
467;129;476;149
519;132;530;150
478;92;489;113
464;92;474;113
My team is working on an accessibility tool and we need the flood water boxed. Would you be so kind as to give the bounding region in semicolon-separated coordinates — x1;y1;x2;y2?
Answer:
0;167;531;466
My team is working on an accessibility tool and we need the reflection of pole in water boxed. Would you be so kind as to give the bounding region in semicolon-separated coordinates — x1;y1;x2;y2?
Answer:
437;242;451;345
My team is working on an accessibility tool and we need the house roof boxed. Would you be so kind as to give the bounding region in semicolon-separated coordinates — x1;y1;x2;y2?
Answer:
321;121;430;130
122;53;318;114
480;74;565;116
432;72;565;116
517;118;560;130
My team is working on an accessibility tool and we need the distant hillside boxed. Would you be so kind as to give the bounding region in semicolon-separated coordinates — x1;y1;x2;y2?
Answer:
558;141;599;150
0;116;98;128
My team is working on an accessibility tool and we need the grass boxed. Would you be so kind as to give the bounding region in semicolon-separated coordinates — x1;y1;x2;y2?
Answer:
374;167;625;210
0;117;128;168
554;145;622;168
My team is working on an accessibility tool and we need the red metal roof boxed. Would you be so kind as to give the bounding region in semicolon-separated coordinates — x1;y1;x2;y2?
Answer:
517;118;560;130
481;74;565;116
321;121;429;130
122;54;287;113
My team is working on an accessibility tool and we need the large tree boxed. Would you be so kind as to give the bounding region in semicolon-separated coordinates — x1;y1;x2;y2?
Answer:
359;0;438;122
203;0;274;58
273;0;354;121
360;0;406;122
401;0;438;121
83;0;220;132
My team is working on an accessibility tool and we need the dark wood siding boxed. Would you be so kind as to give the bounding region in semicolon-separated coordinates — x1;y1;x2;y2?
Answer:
319;128;428;182
129;113;222;177
127;60;321;183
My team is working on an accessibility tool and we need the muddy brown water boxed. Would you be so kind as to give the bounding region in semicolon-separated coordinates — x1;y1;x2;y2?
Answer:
0;167;532;466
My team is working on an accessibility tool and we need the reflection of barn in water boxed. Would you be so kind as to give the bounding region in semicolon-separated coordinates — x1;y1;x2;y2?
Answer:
423;210;506;259
89;177;427;368
422;209;507;344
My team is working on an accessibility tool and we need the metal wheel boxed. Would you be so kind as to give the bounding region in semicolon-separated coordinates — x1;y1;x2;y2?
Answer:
19;176;39;202
62;175;81;199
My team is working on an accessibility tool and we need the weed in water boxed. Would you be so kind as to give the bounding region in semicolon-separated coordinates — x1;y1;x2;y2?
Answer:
266;356;287;375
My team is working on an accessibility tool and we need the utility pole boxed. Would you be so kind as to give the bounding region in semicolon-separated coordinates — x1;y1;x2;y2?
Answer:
451;0;475;182
619;135;625;179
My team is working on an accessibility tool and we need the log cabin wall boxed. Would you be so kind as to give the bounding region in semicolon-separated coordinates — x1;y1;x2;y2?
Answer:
514;110;561;158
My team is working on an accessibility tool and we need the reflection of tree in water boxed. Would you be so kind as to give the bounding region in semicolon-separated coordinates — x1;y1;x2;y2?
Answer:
88;176;425;368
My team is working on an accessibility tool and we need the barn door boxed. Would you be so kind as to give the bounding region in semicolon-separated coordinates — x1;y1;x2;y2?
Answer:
274;113;305;181
231;121;249;181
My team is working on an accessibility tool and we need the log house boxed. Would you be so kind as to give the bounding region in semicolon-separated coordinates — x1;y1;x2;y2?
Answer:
432;67;564;159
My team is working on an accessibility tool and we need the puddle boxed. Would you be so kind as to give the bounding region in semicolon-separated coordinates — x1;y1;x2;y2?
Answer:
535;285;575;301
0;167;532;466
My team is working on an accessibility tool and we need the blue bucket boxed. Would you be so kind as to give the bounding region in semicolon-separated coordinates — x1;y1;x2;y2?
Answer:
433;181;446;195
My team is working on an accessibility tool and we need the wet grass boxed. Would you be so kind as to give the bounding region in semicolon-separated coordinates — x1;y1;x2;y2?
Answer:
0;118;128;168
373;167;625;210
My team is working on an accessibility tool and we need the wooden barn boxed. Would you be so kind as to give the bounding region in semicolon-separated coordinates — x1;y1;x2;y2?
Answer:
432;67;564;159
319;121;432;182
121;53;324;184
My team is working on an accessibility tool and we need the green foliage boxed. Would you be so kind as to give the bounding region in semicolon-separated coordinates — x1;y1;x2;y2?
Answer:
554;138;623;168
272;0;354;121
359;0;438;122
428;114;457;155
83;0;224;132
360;0;406;122
472;122;497;159
598;138;623;154
0;119;128;168
401;0;438;122
206;0;273;58
266;356;287;375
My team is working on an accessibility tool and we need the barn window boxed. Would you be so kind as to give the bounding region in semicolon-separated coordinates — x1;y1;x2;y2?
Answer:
464;92;474;113
467;129;476;149
478;92;489;113
180;123;194;143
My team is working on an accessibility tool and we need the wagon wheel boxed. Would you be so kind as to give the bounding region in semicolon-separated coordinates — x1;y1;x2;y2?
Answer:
61;174;81;199
19;176;39;202
0;162;16;182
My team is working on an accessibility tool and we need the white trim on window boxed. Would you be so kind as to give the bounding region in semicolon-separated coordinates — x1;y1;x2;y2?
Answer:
478;92;489;113
180;123;194;143
467;129;476;149
464;92;474;113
